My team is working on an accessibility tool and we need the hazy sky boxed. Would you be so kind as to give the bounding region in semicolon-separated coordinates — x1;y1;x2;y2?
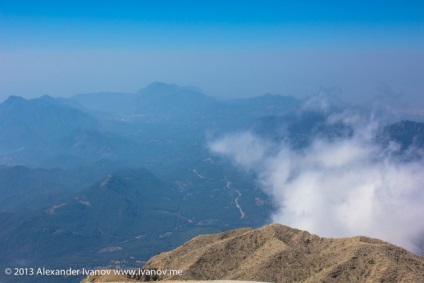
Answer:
1;0;424;109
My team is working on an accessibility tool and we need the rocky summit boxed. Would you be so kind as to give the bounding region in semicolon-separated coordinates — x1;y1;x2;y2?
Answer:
83;223;424;283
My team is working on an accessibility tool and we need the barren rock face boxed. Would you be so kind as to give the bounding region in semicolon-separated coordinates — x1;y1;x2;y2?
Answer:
144;224;424;283
83;224;424;283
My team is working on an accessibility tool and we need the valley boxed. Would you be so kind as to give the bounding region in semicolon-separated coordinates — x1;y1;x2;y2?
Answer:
0;82;423;283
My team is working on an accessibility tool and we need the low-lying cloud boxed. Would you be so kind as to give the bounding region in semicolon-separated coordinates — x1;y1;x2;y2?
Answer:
209;111;424;253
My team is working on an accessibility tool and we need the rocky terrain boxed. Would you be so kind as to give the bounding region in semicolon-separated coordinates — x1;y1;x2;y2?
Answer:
82;223;424;283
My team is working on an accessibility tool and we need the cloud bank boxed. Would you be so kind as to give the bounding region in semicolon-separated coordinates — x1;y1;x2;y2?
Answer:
209;111;424;253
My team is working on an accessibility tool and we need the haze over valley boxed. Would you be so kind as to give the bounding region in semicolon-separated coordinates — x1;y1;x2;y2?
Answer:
1;1;424;282
0;81;423;283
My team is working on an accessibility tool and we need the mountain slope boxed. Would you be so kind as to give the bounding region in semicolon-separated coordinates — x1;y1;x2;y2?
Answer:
0;95;100;166
0;95;146;167
381;120;424;150
70;82;300;127
0;95;96;143
132;82;217;118
71;92;135;113
0;168;181;273
139;224;424;282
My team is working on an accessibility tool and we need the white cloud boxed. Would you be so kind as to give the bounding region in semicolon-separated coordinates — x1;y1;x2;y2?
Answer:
208;132;271;171
209;112;424;253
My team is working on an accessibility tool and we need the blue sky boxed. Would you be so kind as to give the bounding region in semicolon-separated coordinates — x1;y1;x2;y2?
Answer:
1;0;424;111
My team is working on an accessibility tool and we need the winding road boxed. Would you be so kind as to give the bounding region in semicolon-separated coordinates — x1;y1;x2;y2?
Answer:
226;181;246;219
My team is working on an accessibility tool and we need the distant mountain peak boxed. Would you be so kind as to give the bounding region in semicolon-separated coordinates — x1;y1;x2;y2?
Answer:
262;92;281;97
137;82;202;96
31;95;62;106
258;92;298;101
138;81;176;94
2;95;27;105
0;96;28;114
145;81;176;89
1;95;70;108
38;94;55;101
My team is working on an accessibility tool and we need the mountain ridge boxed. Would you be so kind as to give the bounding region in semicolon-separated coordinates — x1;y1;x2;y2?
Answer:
125;224;424;282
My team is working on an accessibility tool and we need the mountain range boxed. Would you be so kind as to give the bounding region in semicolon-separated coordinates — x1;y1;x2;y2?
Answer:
0;82;423;283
